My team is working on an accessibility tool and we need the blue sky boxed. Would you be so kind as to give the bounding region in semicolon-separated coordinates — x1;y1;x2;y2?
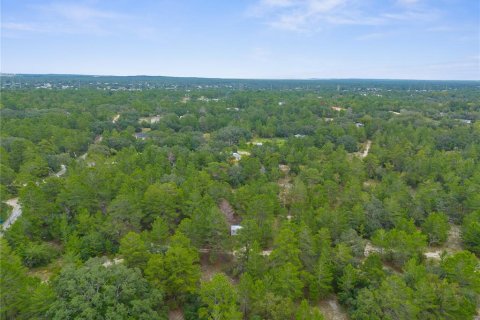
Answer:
1;0;479;79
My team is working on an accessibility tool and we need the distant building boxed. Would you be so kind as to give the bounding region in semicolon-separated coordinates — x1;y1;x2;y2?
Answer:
218;199;242;236
232;152;242;161
231;225;243;236
134;132;148;140
138;115;161;124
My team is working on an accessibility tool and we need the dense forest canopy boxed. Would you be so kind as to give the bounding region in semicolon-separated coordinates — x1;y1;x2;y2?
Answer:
1;76;479;319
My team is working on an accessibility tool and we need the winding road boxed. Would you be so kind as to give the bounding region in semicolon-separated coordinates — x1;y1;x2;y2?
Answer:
2;198;21;231
1;114;118;232
2;162;67;233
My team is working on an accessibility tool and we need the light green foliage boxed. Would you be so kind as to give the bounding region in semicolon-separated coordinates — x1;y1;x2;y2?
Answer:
22;241;59;268
199;273;242;320
354;275;419;320
462;210;480;254
372;228;427;266
309;254;334;300
178;206;229;253
441;251;480;294
159;233;200;302
142;182;184;228
144;254;165;291
245;194;276;245
269;224;301;268
107;193;143;239
422;212;450;245
338;264;363;307
149;217;170;247
244;241;267;279
252;292;295;320
296;300;325;320
269;262;304;300
119;231;150;270
1;239;30;319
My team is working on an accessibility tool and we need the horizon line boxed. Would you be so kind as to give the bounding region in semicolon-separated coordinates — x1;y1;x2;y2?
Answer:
1;73;479;82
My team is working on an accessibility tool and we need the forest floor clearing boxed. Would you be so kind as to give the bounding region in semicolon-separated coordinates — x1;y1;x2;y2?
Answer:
357;140;372;159
199;253;235;283
168;309;184;320
278;164;292;206
248;137;286;146
218;199;240;225
138;115;161;124
318;296;349;320
102;257;124;267
28;257;65;283
364;224;462;262
424;224;462;260
362;179;379;188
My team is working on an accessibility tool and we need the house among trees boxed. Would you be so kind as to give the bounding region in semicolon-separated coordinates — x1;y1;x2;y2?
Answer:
218;199;242;236
134;132;148;140
232;152;241;161
230;225;243;236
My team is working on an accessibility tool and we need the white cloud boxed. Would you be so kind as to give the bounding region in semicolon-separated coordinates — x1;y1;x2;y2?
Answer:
254;0;349;31
37;3;127;22
249;47;271;61
262;0;297;7
356;32;387;41
396;0;420;6
1;22;36;31
2;1;157;38
426;26;454;32
250;0;438;32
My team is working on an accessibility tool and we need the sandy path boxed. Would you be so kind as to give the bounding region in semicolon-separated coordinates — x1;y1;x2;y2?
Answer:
2;198;21;231
359;140;371;159
318;297;349;320
2;164;67;233
54;164;67;177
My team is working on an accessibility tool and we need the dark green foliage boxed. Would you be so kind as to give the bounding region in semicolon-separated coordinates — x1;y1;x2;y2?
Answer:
22;241;59;268
462;211;480;254
1;239;30;319
48;258;166;319
0;202;12;224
